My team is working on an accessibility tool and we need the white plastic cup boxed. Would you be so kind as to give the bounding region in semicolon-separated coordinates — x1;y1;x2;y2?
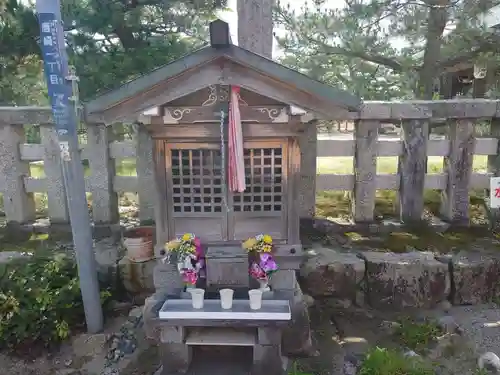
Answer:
248;289;263;310
219;288;234;309
188;288;205;309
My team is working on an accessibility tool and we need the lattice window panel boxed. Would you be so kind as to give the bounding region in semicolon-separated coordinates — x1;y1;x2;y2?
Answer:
233;147;283;212
171;149;223;214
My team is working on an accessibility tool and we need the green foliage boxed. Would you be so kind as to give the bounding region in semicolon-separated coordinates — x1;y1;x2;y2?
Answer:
288;361;314;375
0;0;228;104
359;347;434;375
0;252;111;351
394;318;442;352
275;0;500;100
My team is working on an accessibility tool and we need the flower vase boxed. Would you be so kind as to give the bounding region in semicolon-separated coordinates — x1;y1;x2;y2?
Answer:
258;279;270;292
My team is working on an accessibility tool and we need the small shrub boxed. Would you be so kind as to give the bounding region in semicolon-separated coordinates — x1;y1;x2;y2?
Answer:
359;347;434;375
288;361;314;375
0;252;111;351
394;317;442;352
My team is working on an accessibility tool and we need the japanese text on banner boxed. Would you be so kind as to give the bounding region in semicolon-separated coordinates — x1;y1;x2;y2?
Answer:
38;12;75;137
490;177;500;208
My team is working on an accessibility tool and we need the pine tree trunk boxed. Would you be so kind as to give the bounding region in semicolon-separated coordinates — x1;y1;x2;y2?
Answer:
417;0;450;99
237;0;273;58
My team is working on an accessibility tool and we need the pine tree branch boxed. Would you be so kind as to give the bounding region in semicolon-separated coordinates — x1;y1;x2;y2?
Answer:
439;33;500;71
320;43;405;72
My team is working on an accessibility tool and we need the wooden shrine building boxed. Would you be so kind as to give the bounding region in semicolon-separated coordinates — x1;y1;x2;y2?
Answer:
84;20;361;254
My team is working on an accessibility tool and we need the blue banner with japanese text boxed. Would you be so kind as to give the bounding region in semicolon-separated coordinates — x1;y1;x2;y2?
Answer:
38;12;76;137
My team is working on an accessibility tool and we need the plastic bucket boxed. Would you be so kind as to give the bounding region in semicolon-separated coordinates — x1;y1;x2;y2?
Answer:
124;227;154;262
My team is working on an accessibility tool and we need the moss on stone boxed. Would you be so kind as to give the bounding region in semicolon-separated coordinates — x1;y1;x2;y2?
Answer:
344;227;500;254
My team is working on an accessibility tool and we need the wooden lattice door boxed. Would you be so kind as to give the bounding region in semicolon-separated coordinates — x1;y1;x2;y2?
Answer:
228;140;288;241
166;143;227;242
166;140;288;243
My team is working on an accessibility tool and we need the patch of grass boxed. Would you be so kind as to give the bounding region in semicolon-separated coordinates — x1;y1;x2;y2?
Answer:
359;347;434;375
0;229;73;253
289;361;315;375
344;226;498;253
394;318;442;352
316;189;487;224
316;155;487;175
316;155;489;224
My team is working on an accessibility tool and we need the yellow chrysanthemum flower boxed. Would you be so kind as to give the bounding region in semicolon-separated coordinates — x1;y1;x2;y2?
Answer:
263;235;272;244
182;233;192;242
242;237;257;250
262;245;272;253
165;239;181;251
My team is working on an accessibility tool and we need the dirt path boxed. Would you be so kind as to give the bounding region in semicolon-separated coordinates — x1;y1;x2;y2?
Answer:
296;302;497;375
2;303;498;375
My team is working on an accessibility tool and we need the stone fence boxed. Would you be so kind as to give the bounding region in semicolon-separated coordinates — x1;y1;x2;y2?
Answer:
0;99;499;226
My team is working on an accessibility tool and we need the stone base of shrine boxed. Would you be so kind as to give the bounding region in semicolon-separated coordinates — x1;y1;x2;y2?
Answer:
156;325;289;375
156;345;288;375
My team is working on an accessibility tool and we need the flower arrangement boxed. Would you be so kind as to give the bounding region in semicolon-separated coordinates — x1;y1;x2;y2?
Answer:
163;233;205;288
242;234;273;253
243;234;278;290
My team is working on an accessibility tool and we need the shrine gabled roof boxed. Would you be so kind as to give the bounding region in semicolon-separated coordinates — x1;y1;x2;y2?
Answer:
83;22;361;122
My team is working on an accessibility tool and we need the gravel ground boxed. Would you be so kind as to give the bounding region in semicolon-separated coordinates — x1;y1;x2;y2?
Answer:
3;303;500;375
424;303;500;355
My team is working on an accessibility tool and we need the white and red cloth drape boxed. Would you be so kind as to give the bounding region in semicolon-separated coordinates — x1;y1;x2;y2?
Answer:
227;86;246;193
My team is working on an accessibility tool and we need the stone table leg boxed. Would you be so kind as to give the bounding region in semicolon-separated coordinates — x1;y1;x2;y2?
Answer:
253;344;288;375
160;343;192;374
272;271;315;357
253;328;288;375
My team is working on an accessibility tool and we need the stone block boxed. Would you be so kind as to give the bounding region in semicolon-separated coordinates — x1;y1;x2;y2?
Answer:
118;257;155;295
280;284;313;357
447;252;500;305
153;262;183;296
270;270;297;291
300;247;365;299
160;343;192;374
160;326;185;344
362;251;450;310
262;290;275;300
94;237;123;290
143;296;164;341
253;345;287;375
205;246;249;288
258;327;281;345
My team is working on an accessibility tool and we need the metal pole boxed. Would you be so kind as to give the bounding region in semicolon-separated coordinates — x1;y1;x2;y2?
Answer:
36;0;103;333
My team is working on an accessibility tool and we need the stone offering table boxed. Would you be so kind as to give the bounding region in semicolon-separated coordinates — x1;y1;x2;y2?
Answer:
150;298;291;375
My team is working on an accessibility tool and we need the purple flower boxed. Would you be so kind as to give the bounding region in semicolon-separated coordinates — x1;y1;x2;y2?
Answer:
259;253;278;274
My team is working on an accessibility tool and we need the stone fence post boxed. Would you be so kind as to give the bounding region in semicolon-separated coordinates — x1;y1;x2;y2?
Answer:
0;122;36;223
40;124;69;223
87;123;119;224
137;124;155;223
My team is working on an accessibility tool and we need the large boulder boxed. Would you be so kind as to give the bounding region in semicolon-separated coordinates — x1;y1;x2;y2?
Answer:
118;257;155;296
0;251;31;276
94;237;124;291
300;247;365;300
441;252;500;305
361;251;450;310
280;282;316;357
